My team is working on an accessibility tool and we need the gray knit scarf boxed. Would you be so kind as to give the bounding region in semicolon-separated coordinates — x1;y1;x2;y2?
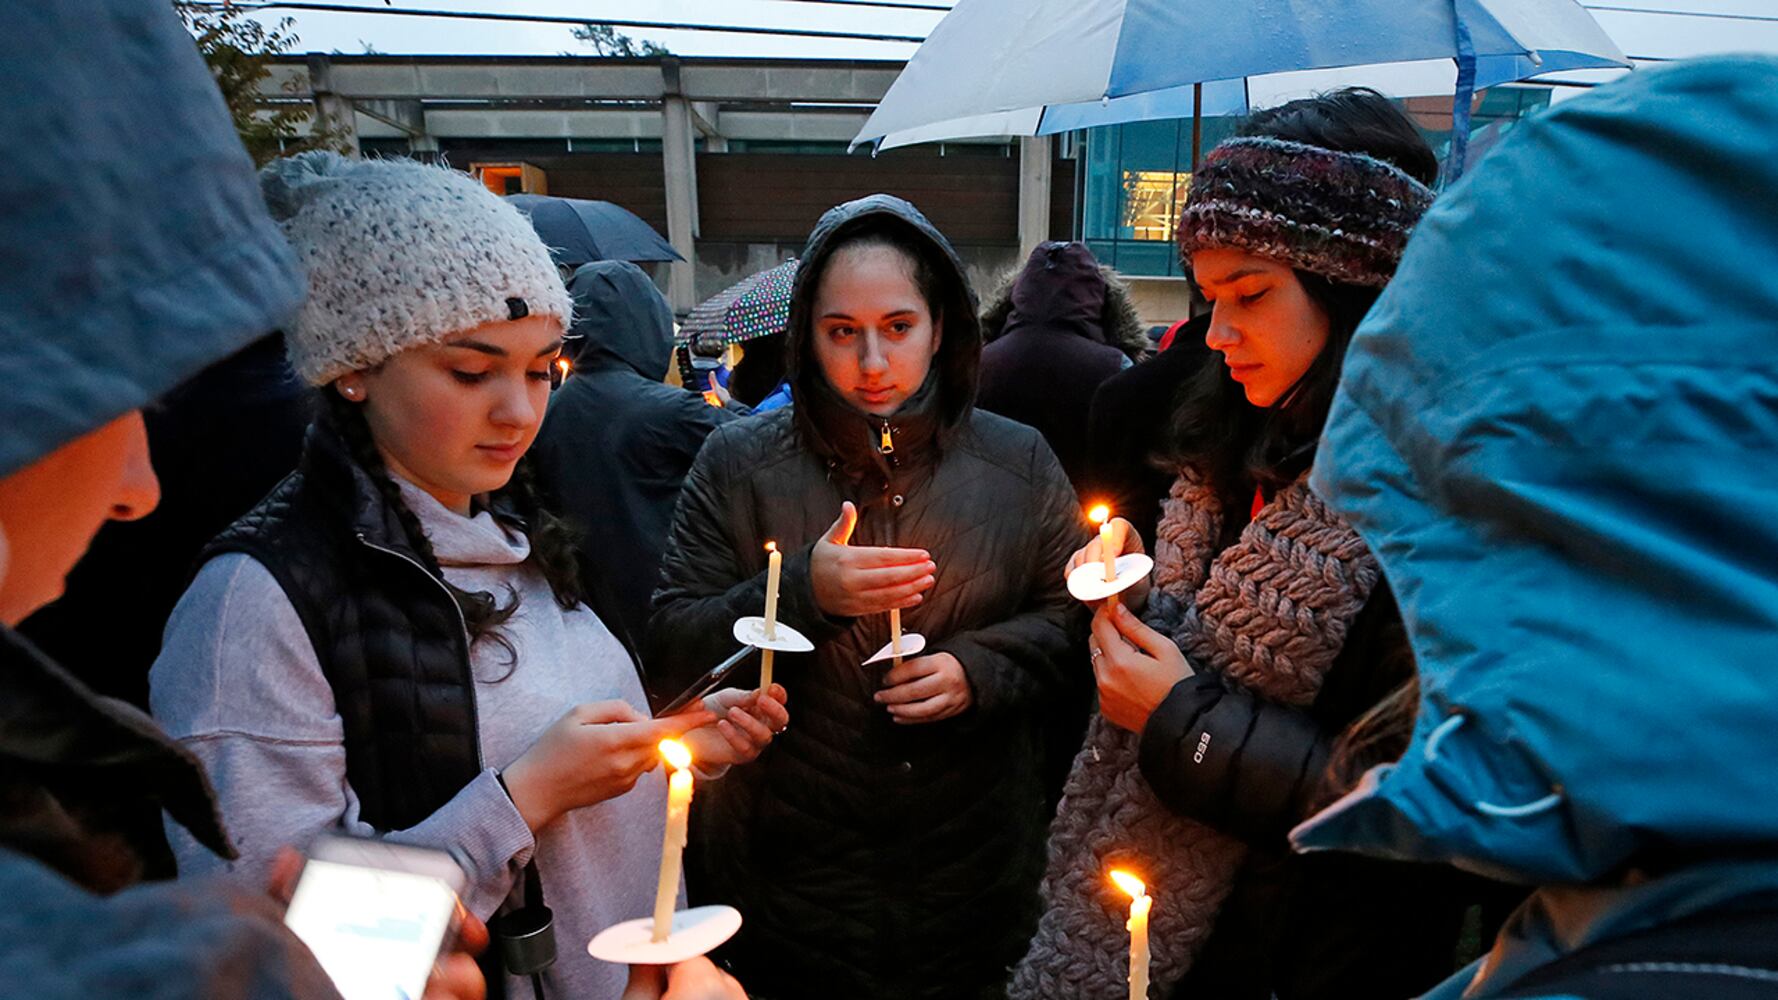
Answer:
1009;466;1380;999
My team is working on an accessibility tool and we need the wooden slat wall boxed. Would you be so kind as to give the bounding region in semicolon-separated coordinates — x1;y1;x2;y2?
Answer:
698;151;1019;245
445;146;1067;248
516;153;670;234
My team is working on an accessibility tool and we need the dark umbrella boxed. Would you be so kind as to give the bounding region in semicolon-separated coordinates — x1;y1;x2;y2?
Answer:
505;194;683;266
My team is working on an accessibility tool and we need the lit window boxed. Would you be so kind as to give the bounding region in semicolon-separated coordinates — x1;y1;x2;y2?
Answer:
1121;170;1190;241
470;162;548;196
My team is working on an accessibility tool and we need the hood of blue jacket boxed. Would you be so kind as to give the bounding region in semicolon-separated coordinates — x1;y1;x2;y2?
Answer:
566;259;675;380
1293;56;1778;892
0;2;304;478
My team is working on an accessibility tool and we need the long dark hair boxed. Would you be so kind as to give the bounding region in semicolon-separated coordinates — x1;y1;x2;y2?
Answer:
319;391;582;677
1163;90;1437;793
1164;88;1437;512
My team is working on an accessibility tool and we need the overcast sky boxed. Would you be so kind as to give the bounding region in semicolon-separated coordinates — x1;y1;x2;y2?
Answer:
250;0;1778;62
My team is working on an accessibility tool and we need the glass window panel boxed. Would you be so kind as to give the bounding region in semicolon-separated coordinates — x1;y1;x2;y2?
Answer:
1121;169;1189;241
1078;87;1551;277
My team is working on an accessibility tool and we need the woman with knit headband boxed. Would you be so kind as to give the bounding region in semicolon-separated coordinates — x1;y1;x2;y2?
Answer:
149;153;781;1000
1013;90;1504;999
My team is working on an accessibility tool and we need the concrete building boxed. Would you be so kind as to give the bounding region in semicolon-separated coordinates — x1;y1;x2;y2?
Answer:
270;54;1072;315
268;54;1555;326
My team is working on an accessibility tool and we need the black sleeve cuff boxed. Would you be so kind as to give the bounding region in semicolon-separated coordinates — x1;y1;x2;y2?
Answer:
1138;672;1232;814
774;543;851;642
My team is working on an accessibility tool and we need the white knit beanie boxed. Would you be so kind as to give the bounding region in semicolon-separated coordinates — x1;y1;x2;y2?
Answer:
261;151;574;385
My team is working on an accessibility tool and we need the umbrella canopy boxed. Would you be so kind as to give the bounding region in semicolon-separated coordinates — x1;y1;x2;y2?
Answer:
505;193;682;267
677;259;799;348
855;0;1627;177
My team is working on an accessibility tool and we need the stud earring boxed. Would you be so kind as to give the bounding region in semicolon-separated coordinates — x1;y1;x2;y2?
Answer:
342;385;362;400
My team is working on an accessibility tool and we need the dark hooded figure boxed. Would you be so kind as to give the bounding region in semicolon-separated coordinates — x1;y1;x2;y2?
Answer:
976;241;1148;495
1082;315;1215;549
648;195;1087;1000
531;259;737;648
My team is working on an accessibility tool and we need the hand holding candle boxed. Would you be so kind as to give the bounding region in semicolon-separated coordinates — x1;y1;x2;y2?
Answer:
588;735;742;966
1066;504;1152;608
652;739;696;943
1110;869;1151;1000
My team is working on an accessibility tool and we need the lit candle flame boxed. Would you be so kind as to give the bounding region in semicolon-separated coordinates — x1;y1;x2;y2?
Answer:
555;357;571;377
659;738;692;771
765;541;777;553
1109;869;1146;899
1089;504;1111;526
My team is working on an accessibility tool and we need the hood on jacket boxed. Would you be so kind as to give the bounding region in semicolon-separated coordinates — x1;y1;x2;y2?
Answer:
0;0;304;479
980;242;1149;362
1293;56;1778;889
565;259;675;380
786;194;980;458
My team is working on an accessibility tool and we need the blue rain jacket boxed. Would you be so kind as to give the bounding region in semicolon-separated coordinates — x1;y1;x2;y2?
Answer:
0;2;303;478
1291;56;1778;996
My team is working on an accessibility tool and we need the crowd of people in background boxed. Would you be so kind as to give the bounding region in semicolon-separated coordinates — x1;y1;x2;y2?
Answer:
7;4;1778;1000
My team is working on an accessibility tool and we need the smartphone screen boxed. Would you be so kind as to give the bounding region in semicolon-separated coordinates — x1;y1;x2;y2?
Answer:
284;855;460;1000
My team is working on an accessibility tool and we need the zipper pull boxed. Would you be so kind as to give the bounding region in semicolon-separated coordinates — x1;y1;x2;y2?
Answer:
879;424;896;455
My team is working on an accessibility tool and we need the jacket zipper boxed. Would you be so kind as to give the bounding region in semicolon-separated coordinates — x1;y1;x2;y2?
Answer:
356;532;486;770
879;423;896;455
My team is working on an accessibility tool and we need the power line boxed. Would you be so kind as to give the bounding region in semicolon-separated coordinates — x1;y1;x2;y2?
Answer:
186;2;928;43
1582;4;1778;23
764;0;952;11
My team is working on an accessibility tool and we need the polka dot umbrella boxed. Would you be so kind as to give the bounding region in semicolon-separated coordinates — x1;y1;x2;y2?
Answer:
677;259;799;350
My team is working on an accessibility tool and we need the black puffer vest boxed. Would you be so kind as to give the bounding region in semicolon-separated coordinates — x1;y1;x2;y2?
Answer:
201;425;482;831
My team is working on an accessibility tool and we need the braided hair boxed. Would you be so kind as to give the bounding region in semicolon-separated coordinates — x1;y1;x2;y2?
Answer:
319;391;584;680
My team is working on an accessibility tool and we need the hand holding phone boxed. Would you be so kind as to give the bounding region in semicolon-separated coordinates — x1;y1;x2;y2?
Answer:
283;836;469;1000
680;685;790;768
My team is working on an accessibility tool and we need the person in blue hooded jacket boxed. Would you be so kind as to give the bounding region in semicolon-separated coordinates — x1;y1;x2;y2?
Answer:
0;3;480;997
1290;55;1778;998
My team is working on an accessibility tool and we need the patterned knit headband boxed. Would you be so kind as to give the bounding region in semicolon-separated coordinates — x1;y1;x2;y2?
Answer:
1178;136;1435;288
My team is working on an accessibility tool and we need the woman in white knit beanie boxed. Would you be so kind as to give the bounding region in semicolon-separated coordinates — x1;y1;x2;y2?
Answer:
149;152;780;1000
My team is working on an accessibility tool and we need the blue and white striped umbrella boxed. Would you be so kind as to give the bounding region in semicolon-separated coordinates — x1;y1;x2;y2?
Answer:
855;0;1627;178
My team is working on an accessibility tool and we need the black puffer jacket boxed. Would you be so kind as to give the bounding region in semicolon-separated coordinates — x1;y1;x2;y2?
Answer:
647;195;1088;1000
1141;574;1514;999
